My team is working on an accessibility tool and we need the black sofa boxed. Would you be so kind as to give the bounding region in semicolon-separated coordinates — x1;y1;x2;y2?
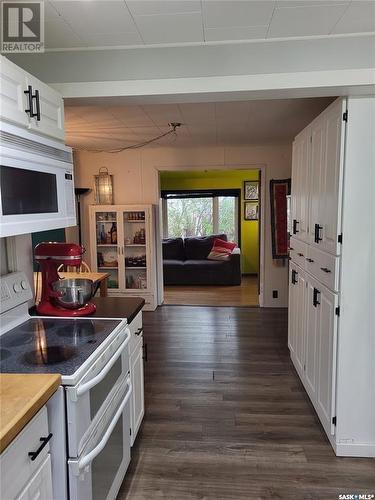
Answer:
162;234;241;286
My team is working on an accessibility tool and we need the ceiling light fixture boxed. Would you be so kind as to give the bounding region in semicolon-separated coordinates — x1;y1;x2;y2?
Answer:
82;122;182;153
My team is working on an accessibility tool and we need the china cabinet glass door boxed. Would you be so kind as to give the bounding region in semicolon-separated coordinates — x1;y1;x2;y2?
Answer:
95;211;120;290
122;210;149;292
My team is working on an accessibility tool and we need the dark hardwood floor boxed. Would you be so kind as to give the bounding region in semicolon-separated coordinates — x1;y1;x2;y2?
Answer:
118;306;375;500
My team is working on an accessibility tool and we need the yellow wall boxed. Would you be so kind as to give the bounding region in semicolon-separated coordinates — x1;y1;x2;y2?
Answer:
160;169;259;274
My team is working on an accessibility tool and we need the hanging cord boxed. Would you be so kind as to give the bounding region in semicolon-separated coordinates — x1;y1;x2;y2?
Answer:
80;122;182;153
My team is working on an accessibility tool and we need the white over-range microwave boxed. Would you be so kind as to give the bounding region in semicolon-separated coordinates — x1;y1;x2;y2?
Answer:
0;121;76;237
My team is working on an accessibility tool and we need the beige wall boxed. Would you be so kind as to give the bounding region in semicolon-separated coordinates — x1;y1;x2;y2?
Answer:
74;143;292;307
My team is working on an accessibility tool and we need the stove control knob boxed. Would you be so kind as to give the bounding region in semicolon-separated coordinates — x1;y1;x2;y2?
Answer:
13;283;21;293
21;280;28;290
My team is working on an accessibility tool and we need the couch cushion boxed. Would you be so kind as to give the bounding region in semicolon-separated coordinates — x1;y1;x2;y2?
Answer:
184;234;227;260
162;238;185;260
207;238;237;261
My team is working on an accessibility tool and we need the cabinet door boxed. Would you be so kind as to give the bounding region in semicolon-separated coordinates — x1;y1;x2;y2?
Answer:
310;99;345;255
130;338;145;445
0;56;29;127
288;262;306;378
26;75;65;141
291;127;310;242
304;281;320;402
122;208;151;294
316;285;338;436
16;455;53;500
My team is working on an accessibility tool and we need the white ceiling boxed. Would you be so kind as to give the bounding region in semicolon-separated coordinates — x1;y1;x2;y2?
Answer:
65;97;334;149
44;0;375;50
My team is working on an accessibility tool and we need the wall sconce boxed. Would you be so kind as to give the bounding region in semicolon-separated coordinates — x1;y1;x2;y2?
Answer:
94;167;113;204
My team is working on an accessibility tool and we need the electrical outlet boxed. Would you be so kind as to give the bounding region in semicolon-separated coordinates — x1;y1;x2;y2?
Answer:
272;290;278;299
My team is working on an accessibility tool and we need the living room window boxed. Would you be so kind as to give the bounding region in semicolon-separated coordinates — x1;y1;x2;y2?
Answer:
162;190;239;243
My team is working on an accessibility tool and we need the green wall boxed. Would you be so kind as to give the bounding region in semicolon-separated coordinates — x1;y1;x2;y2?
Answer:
160;169;259;274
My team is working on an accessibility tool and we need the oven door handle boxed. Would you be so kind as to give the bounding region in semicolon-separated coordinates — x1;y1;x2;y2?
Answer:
77;379;132;471
74;330;130;399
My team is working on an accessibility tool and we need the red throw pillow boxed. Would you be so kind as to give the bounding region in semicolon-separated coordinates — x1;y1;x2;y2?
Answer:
207;238;237;261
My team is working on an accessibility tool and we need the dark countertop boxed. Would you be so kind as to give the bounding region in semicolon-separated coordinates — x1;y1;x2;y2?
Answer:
29;297;145;324
91;297;145;324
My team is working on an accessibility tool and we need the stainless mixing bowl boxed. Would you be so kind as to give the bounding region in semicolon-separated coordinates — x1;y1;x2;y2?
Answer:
52;278;94;309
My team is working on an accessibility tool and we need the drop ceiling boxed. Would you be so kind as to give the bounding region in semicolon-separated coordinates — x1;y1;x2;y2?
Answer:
45;1;375;50
65;97;333;149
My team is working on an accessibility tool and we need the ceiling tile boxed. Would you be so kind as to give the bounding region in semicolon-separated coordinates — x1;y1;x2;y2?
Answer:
45;20;85;49
51;1;137;34
178;103;216;124
332;1;375;34
202;1;275;28
268;3;349;37
141;104;184;126
80;31;142;47
133;12;204;44
205;25;268;41
215;101;250;123
109;106;155;127
126;1;201;16
277;1;349;7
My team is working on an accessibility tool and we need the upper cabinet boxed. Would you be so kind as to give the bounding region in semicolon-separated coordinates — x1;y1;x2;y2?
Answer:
291;126;310;242
291;98;346;255
0;56;64;142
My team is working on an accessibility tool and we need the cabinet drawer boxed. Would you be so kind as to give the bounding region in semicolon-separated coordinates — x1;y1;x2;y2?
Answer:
0;406;50;500
129;311;143;355
289;237;307;270
306;246;340;292
16;455;53;500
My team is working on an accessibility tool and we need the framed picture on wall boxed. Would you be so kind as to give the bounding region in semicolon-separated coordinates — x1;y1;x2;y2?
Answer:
244;202;259;221
244;180;259;200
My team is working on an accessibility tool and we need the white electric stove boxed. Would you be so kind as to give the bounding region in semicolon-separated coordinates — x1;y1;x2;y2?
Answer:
0;272;132;500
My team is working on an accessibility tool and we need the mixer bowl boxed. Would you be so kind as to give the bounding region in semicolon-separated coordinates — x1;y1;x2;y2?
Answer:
52;279;94;309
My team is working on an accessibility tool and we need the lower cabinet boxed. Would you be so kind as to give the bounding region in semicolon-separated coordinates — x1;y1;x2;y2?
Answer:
0;406;53;500
129;312;145;446
288;262;338;438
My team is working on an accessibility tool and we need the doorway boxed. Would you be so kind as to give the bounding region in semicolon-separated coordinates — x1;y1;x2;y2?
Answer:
158;169;260;307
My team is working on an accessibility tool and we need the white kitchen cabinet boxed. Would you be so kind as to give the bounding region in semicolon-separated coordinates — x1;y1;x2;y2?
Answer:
0;55;64;141
25;74;65;141
291;126;310;242
289;97;375;458
0;56;29;127
128;312;145;445
16;455;53;500
89;205;157;310
309;99;345;255
0;406;54;500
288;262;306;379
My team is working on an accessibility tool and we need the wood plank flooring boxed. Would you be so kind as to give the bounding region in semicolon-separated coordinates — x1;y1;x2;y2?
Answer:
118;306;375;500
163;275;259;307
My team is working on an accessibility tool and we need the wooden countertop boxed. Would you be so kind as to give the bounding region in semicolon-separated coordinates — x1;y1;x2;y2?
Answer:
0;374;61;453
91;297;145;323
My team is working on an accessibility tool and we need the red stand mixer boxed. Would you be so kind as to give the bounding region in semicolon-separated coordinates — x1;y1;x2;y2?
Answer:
35;242;96;317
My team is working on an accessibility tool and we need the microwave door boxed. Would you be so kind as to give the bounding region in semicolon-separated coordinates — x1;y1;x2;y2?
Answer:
68;378;132;500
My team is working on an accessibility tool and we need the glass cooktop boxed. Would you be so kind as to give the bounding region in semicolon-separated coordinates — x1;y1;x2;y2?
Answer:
0;317;122;376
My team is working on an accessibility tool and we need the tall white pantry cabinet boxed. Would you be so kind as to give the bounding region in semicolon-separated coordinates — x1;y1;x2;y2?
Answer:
288;97;375;458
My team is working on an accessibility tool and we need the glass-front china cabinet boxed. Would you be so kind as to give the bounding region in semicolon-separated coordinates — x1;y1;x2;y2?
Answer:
89;205;157;310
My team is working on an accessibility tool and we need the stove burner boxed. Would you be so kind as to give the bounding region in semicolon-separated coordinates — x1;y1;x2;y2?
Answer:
23;346;76;365
15;320;57;334
0;348;11;362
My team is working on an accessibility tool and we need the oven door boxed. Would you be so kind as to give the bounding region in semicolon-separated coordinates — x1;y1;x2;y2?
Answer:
65;328;130;457
68;375;132;500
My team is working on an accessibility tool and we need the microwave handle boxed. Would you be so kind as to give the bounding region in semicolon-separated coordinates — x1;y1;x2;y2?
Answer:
78;379;132;471
74;329;130;399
